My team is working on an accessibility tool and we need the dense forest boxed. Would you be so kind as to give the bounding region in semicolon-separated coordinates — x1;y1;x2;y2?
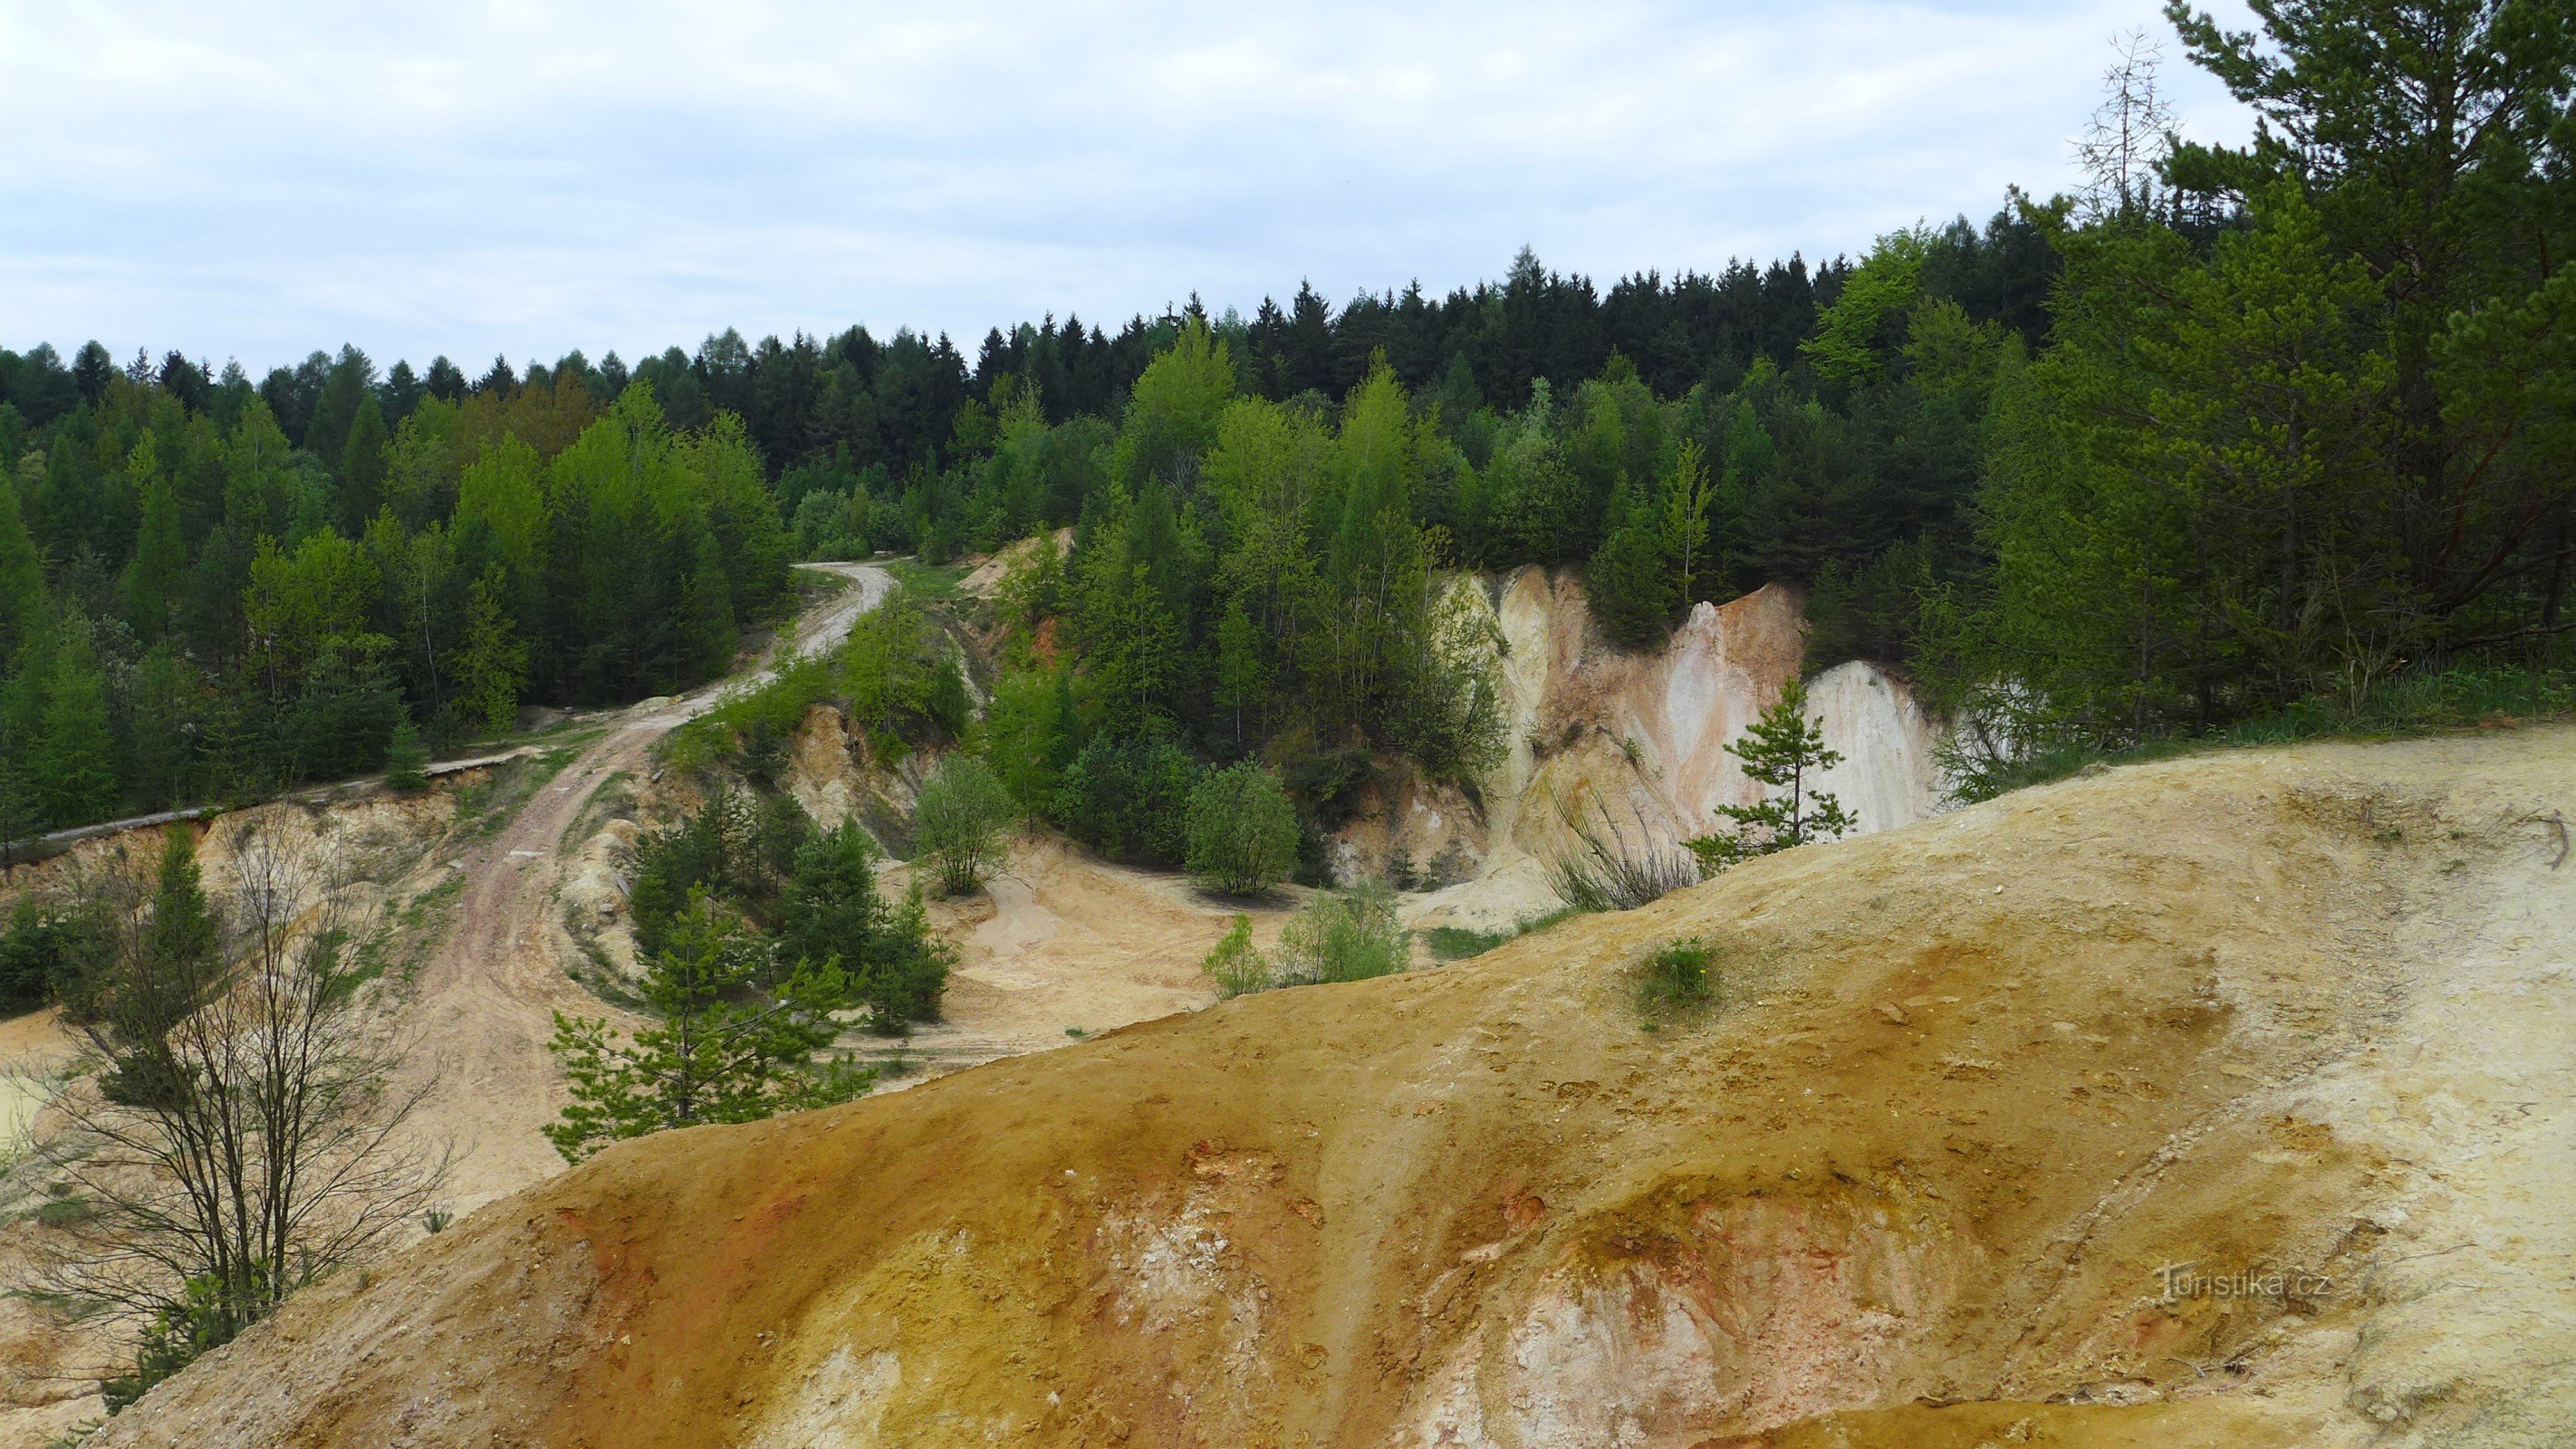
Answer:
2;0;2568;849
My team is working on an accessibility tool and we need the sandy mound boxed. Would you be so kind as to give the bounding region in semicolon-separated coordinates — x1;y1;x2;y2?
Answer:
88;725;2576;1448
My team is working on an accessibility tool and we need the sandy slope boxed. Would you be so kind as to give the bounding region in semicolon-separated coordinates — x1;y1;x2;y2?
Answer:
89;725;2576;1448
886;836;1301;1081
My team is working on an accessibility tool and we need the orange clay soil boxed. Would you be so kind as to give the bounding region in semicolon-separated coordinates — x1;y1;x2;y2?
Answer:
92;725;2576;1448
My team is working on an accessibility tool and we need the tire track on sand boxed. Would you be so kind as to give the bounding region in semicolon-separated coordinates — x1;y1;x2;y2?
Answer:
398;562;892;1211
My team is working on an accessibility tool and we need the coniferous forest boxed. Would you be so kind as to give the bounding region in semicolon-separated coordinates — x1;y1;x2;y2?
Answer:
0;1;2569;847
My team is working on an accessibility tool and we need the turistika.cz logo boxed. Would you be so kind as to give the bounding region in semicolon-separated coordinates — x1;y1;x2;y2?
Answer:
2153;1261;2334;1303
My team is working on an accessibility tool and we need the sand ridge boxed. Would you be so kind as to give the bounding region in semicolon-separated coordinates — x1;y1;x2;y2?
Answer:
87;724;2576;1448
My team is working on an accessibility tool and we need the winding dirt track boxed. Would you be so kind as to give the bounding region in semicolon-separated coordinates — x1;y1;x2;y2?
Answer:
399;562;891;1210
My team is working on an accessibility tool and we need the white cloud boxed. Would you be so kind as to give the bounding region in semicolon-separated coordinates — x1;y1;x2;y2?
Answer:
0;0;2257;372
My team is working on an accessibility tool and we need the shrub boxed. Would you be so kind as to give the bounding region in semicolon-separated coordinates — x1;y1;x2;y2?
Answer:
1272;883;1408;987
1200;915;1272;998
1186;762;1301;896
913;754;1015;895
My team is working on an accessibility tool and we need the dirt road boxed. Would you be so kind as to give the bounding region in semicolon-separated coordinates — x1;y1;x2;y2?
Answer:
399;562;891;1211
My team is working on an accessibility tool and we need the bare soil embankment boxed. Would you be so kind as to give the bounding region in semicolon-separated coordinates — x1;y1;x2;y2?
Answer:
92;724;2576;1448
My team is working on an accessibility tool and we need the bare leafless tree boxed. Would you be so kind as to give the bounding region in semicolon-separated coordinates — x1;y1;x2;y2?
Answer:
2075;28;2179;221
35;816;443;1403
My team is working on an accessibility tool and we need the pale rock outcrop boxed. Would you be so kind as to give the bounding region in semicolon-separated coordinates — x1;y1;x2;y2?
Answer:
1398;567;1947;925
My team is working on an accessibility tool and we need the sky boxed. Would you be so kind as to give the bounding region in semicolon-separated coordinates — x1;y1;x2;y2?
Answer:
0;1;2260;377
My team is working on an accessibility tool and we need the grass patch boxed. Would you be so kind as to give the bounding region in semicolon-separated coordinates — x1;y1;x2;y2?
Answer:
883;556;971;600
1424;925;1512;960
450;746;582;838
1638;936;1716;1015
559;769;637;859
1424;907;1581;962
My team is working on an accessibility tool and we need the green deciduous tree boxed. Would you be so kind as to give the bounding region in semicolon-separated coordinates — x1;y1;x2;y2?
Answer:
1185;761;1301;895
49;821;440;1406
913;753;1015;895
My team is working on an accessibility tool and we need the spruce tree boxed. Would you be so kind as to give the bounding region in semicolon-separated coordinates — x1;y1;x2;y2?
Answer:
337;395;390;533
383;717;429;792
124;476;187;643
452;566;526;734
678;534;736;681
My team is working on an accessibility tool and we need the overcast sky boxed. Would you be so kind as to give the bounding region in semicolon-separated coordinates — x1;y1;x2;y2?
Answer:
1;1;2258;376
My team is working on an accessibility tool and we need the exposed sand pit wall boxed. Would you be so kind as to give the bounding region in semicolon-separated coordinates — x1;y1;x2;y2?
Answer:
1401;568;1947;922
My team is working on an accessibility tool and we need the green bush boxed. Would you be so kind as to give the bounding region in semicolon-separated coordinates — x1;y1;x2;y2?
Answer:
913;753;1015;896
1200;915;1271;998
1272;883;1408;987
1186;762;1300;896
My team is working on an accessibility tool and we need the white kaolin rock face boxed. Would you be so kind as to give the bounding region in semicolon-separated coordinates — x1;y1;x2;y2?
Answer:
1484;567;1944;855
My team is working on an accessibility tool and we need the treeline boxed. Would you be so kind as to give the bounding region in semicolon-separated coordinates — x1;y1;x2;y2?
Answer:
0;360;794;843
13;0;2562;844
2;219;2050;844
1925;2;2574;762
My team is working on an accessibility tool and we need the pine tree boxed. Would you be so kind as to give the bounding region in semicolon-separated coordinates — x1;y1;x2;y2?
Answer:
678;534;737;681
1587;490;1676;648
128;645;196;811
1687;676;1853;869
544;897;870;1164
337;395;391;533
